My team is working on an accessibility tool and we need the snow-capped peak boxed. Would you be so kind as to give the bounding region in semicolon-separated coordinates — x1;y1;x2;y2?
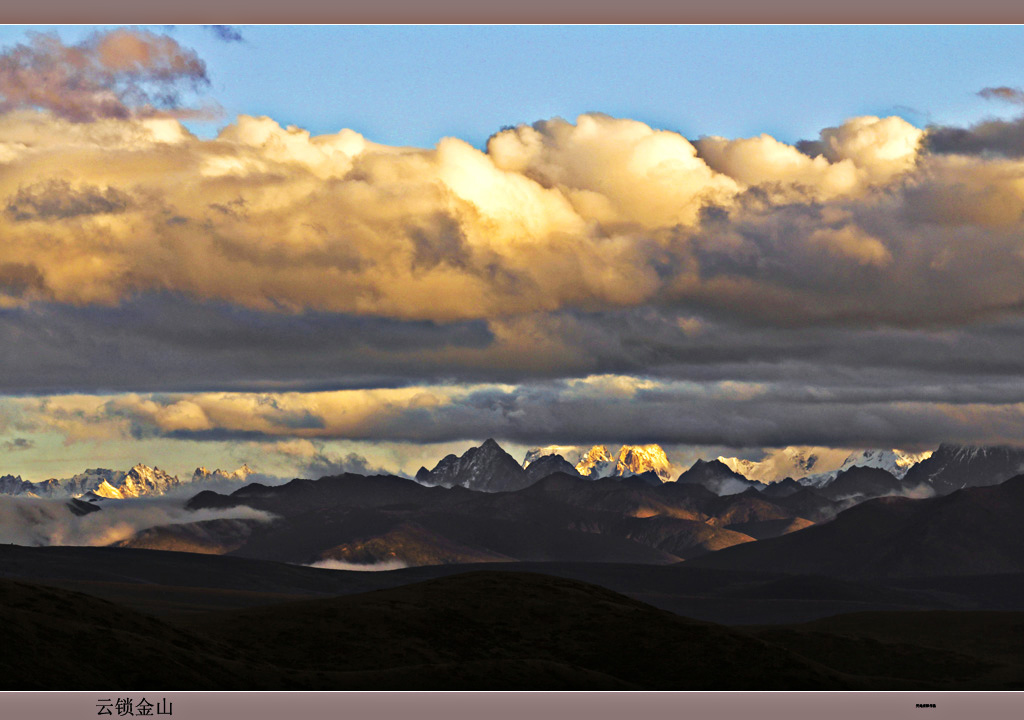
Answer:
191;464;255;484
575;445;616;478
522;445;584;468
119;464;180;497
719;446;853;484
615;445;673;482
835;449;932;479
798;448;933;486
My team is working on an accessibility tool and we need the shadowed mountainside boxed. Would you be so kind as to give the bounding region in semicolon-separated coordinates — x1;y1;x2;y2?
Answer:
689;475;1024;578
169;471;831;566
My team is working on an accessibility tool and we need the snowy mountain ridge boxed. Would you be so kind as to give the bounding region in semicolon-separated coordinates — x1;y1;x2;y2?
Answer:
523;444;675;482
0;463;255;499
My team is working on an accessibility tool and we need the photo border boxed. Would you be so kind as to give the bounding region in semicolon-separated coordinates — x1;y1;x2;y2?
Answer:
2;5;1024;718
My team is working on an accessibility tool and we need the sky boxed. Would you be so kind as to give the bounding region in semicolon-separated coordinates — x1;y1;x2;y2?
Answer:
3;25;1024;482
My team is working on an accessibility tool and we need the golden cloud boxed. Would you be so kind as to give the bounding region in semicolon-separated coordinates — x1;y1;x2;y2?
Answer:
0;108;1022;326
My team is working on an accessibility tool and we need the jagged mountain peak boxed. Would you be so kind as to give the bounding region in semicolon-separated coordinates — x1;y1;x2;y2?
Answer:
524;454;582;481
191;464;255;484
615;445;672;482
416;439;532;493
904;443;1024;495
575;445;617;478
677;459;762;496
522;445;584;468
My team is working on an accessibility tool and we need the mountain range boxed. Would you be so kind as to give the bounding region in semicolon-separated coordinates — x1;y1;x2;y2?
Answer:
3;440;1023;505
689;475;1024;578
0;463;255;499
6;439;1024;690
158;467;841;565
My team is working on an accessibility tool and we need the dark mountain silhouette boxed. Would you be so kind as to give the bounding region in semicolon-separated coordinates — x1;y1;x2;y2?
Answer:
817;466;906;502
187;472;448;516
524;453;581;481
613;516;755;557
903;443;1024;495
66;497;101;517
689;475;1024;579
188;471;680;566
617;469;663;486
174;467;821;566
763;487;845;523
707;487;794;525
760;477;804;499
676;459;764;495
415;438;533;492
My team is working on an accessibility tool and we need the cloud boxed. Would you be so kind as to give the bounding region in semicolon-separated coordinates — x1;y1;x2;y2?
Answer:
304;559;408;572
0;262;46;299
205;26;245;43
0;29;210;122
270;438;394;478
697;116;921;202
0;68;1024;453
1;437;33;452
0;294;496;394
978;86;1024;104
13;373;1024;451
0;107;1022;331
925;116;1024;157
6;180;130;221
0;495;274;547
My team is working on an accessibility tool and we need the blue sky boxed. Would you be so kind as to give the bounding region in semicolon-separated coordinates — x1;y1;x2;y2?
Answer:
1;25;1023;147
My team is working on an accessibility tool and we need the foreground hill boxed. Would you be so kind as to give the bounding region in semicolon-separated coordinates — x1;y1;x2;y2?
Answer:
0;572;844;690
3;570;1023;690
689;475;1024;578
6;544;1024;625
181;571;850;690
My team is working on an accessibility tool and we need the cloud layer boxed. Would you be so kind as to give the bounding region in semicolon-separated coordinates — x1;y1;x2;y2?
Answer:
3;29;1024;458
1;106;1022;328
0;495;273;547
10;370;1024;452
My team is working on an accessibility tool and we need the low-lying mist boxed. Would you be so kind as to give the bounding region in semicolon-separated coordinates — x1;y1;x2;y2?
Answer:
304;559;409;572
0;496;275;547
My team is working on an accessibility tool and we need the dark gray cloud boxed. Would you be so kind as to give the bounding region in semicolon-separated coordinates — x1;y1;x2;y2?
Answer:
56;362;1024;451
6;181;130;222
0;263;46;298
2;438;33;452
925;116;1024;157
352;386;1024;450
978;86;1024;104
11;293;1024;449
205;26;245;43
5;294;1024;406
298;450;391;479
677;182;1024;327
0;294;494;394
